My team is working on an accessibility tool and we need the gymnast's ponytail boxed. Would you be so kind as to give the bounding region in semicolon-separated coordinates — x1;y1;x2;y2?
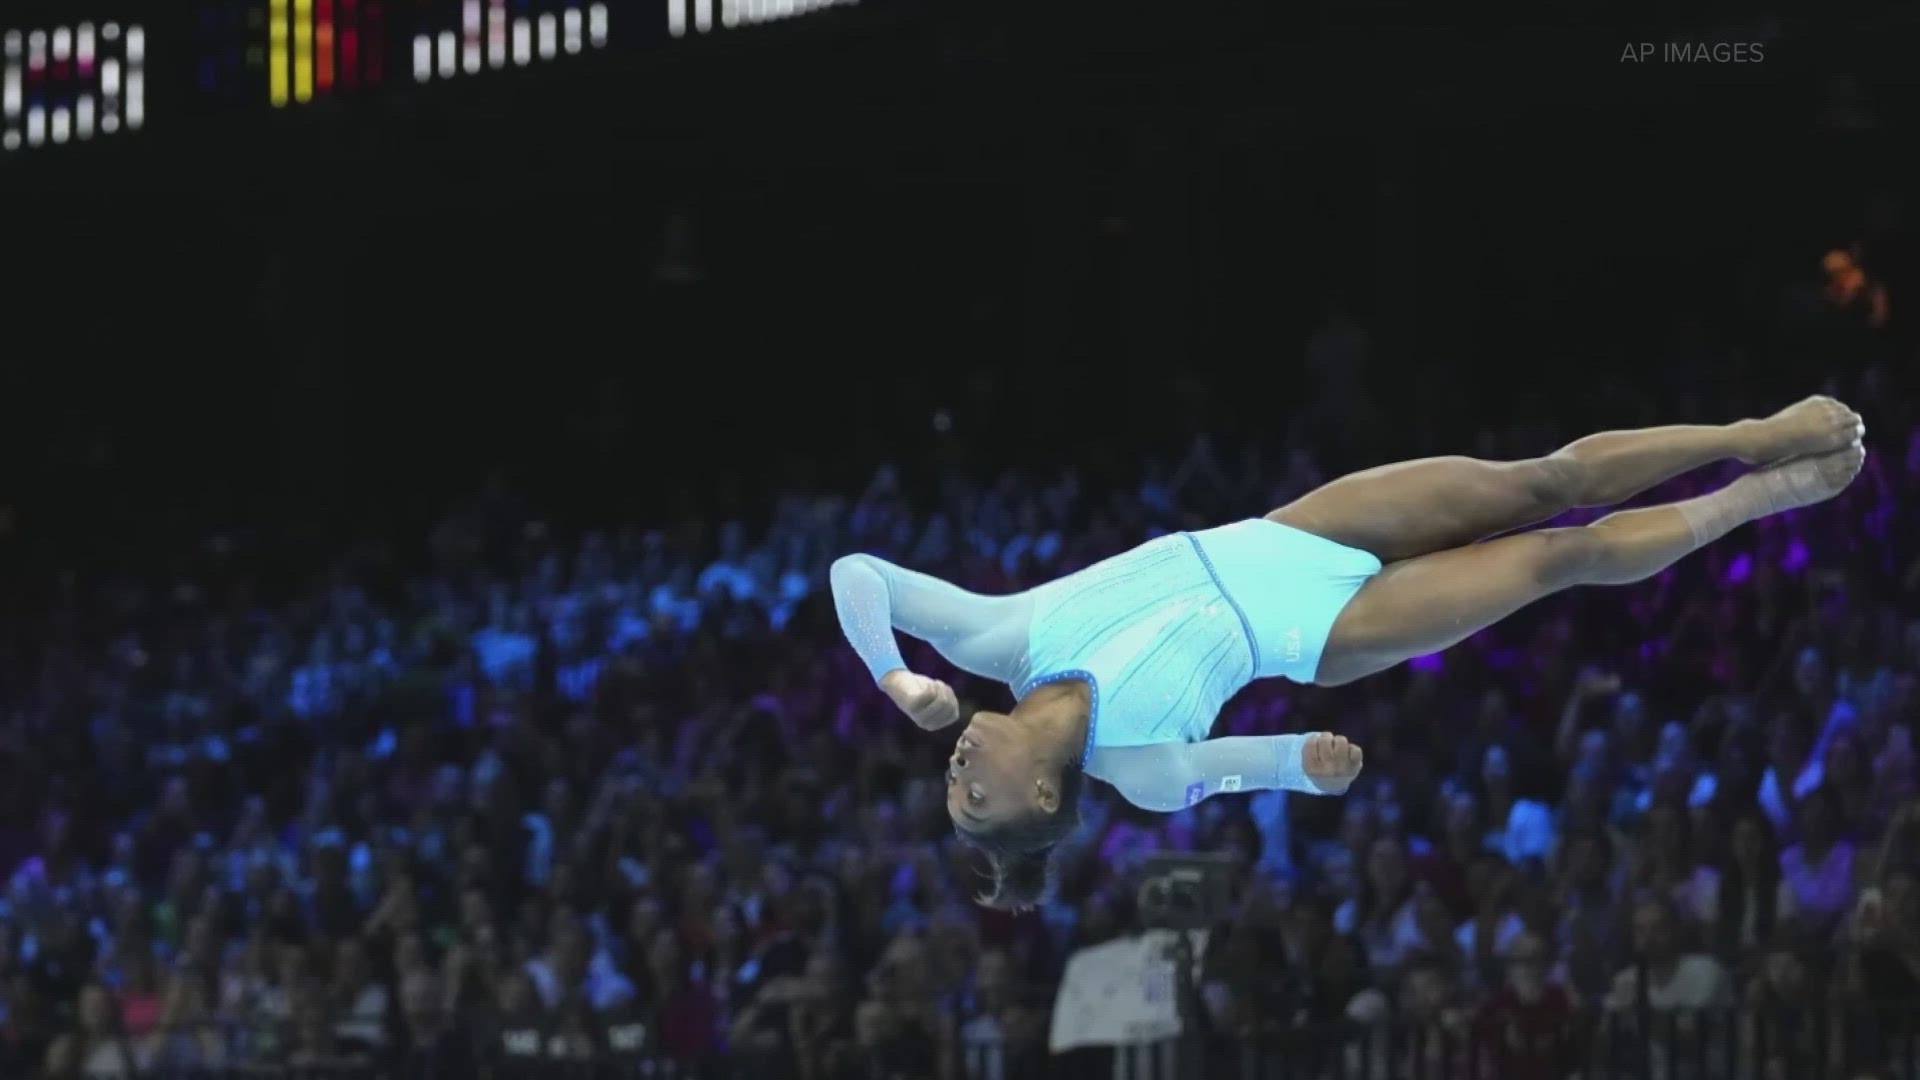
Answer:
955;760;1086;913
976;848;1053;912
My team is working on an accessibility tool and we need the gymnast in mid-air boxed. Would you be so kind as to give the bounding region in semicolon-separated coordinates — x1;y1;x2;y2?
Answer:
831;396;1866;908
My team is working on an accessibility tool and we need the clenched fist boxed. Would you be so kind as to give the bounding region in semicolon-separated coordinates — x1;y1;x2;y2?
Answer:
880;670;962;731
1304;732;1364;794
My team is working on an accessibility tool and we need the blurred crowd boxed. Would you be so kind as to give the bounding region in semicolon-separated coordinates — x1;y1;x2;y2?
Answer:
1;343;1919;1080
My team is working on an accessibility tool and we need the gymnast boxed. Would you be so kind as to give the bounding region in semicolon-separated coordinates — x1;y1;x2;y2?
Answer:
831;397;1865;908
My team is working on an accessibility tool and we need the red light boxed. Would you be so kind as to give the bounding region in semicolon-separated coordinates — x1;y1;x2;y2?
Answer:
340;0;358;87
364;1;383;86
316;0;335;92
341;28;358;88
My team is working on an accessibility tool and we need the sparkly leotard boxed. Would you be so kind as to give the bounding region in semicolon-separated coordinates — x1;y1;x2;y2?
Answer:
830;529;1343;811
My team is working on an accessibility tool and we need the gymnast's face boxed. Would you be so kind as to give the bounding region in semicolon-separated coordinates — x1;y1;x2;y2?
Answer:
945;710;1057;832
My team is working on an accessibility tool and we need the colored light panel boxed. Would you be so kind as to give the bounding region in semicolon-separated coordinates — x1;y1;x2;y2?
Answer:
316;0;335;92
340;0;359;89
293;0;313;102
363;0;383;86
241;0;369;107
269;0;289;105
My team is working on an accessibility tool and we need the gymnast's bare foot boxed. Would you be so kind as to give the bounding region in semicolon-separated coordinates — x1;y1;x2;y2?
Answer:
1745;441;1867;510
1736;395;1864;465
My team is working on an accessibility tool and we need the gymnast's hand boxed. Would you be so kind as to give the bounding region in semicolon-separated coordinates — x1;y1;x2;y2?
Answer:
880;670;962;731
1304;732;1364;794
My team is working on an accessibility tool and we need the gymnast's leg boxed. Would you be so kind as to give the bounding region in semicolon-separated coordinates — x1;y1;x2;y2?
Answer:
1311;443;1864;687
1268;396;1862;565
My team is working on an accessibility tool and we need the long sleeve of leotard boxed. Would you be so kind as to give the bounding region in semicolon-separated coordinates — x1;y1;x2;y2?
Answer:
829;554;1031;686
1084;734;1327;812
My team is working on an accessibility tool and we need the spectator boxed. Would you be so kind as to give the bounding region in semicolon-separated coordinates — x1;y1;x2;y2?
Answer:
107;953;162;1043
135;974;228;1072
1335;835;1421;975
41;985;136;1080
1780;787;1857;929
1302;929;1383;1024
853;994;943;1080
1472;930;1576;1080
1397;956;1471;1080
1842;865;1920;1001
328;936;390;1051
1741;940;1827;1080
1634;802;1718;930
1480;745;1555;867
1553;825;1622;1000
525;917;635;1013
1606;899;1735;1011
545;1004;600;1061
645;930;720;1064
1455;856;1525;991
0;969;56;1077
1710;810;1796;960
1417;786;1484;917
284;989;365;1069
735;949;858;1079
1826;730;1878;834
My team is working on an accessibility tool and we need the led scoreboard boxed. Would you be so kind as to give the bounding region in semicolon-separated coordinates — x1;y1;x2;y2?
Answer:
410;1;610;84
2;23;145;150
4;0;865;151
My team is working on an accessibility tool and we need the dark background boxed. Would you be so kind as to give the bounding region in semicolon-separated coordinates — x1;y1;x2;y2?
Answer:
3;0;1916;562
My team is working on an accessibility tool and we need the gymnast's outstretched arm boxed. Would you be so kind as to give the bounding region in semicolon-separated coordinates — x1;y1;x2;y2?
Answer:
829;554;1032;687
1085;735;1333;812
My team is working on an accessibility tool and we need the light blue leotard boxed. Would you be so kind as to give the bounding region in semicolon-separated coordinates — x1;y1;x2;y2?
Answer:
830;520;1379;811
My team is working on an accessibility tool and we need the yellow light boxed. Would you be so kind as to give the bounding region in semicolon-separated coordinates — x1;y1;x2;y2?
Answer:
294;0;314;103
269;0;289;106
